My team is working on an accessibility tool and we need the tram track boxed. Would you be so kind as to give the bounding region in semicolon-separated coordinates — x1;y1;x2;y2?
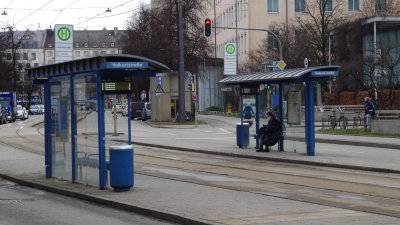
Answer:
6;119;400;219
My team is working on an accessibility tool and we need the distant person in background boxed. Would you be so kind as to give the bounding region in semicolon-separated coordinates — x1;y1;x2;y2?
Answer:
242;104;254;119
364;97;374;128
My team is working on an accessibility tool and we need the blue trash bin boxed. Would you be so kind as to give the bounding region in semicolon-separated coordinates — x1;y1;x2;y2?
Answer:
236;123;249;148
109;145;134;192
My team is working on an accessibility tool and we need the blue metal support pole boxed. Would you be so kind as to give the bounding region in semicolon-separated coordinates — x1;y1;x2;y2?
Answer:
278;83;284;151
70;76;76;183
128;95;131;145
44;82;51;178
305;80;315;156
255;95;259;149
240;94;243;148
97;72;106;189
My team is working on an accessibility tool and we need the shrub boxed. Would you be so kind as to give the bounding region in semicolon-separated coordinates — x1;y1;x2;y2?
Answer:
206;106;222;111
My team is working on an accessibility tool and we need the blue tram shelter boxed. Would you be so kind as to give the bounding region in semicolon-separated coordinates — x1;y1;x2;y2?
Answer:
27;54;170;189
218;66;340;156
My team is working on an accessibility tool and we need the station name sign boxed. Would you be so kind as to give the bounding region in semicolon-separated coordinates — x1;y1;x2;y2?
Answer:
311;71;338;76
106;62;148;69
101;76;132;94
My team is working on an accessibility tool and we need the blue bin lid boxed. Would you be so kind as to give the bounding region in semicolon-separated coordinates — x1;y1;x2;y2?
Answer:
109;145;133;151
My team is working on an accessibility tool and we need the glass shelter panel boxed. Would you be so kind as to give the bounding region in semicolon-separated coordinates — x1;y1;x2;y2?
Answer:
282;83;306;154
74;76;99;187
104;94;131;184
50;79;72;181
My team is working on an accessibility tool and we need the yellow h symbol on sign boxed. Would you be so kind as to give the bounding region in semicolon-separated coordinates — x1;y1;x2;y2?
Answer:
58;27;71;41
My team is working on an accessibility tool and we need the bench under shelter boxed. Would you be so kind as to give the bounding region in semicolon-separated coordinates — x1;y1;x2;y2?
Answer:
218;66;340;156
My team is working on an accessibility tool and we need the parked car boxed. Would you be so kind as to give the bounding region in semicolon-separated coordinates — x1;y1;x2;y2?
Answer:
37;104;45;114
130;102;145;120
16;105;29;120
141;102;151;121
29;105;42;114
0;104;6;125
111;104;125;114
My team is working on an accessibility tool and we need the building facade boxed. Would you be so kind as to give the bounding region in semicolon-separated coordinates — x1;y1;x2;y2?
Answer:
43;27;124;65
202;0;398;70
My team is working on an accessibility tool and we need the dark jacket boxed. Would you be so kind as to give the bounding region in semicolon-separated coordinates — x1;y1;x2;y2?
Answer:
258;118;282;147
365;101;374;115
242;106;254;117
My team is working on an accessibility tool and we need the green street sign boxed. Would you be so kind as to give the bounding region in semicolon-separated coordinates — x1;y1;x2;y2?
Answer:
57;27;72;41
225;44;235;54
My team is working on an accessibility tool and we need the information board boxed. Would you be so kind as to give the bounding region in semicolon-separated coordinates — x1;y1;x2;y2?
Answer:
287;91;301;125
101;76;132;94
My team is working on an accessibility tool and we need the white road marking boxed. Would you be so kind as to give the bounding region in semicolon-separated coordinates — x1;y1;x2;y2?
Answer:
203;130;212;133
319;148;365;154
161;133;175;135
219;128;233;134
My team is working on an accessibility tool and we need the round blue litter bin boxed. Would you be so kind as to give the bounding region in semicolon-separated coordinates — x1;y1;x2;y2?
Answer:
236;123;249;148
109;145;134;192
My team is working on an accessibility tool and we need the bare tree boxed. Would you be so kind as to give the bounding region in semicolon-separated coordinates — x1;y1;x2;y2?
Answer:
243;22;314;72
361;0;400;17
122;1;212;100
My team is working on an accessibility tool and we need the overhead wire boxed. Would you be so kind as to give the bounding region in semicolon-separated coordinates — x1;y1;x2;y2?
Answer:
74;0;134;27
49;0;79;28
13;0;55;27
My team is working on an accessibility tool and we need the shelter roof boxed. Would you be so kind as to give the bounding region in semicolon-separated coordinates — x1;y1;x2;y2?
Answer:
218;66;340;85
27;54;171;79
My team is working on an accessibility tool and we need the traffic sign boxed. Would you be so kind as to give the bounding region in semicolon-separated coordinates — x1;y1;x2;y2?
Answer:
154;84;164;93
192;94;197;101
190;75;194;84
158;76;162;85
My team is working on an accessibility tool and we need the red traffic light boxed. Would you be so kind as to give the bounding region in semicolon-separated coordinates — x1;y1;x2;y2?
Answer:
204;18;212;37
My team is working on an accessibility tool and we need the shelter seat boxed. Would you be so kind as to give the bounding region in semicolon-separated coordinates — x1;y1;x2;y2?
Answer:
77;152;110;170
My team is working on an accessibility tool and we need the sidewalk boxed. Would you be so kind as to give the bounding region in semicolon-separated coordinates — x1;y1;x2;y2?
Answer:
1;115;400;225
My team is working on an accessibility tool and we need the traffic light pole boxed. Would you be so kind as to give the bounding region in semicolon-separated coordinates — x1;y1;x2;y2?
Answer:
214;27;283;61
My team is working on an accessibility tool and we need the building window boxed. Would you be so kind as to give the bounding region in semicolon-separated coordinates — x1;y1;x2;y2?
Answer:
84;42;88;47
110;42;115;47
34;63;39;67
322;0;333;12
84;51;89;57
24;42;30;48
268;31;279;49
48;43;52;47
93;51;98;56
93;43;97;47
348;0;360;11
18;63;23;70
7;53;11;60
267;0;278;12
23;53;28;60
75;51;80;57
48;60;53;64
31;53;36;60
33;42;38;48
102;42;106;47
25;63;31;68
47;51;53;57
75;43;79;48
295;0;306;12
102;51;107;55
110;50;116;54
375;0;386;11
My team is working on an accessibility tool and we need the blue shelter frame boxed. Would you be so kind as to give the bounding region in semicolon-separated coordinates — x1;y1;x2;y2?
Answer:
218;66;340;156
27;54;170;189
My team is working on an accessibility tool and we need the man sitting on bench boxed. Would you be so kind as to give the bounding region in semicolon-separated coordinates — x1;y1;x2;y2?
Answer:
257;111;282;152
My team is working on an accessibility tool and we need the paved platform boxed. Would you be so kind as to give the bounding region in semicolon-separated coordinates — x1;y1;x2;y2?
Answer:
1;114;400;225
